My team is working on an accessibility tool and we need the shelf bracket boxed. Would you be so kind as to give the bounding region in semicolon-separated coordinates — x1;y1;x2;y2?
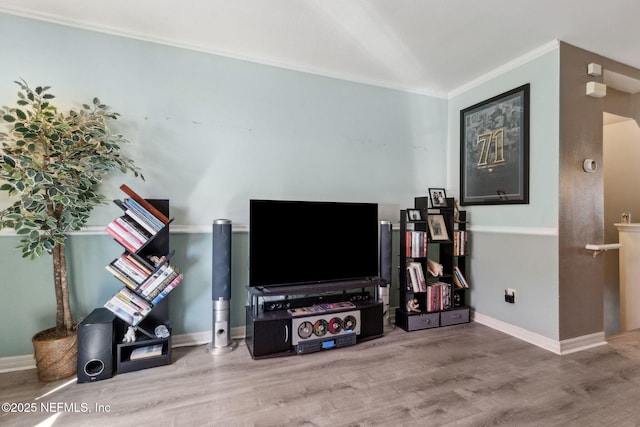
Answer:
585;243;622;258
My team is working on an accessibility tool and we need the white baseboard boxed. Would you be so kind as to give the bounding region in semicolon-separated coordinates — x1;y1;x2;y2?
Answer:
171;326;246;348
0;317;608;373
0;354;36;373
472;311;607;355
0;326;248;373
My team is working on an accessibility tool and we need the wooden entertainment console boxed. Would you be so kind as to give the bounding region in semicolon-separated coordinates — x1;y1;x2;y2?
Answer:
245;280;384;359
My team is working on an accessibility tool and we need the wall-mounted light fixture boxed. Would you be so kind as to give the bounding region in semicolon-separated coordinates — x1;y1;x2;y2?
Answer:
586;81;607;98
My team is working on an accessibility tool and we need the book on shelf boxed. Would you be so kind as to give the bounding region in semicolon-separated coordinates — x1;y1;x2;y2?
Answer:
140;264;179;298
105;264;140;290
146;270;180;301
105;223;142;253
120;184;170;225
107;218;147;247
112;254;151;283
453;230;468;256
130;344;164;360
426;282;451;312
150;274;183;305
104;288;152;326
116;216;151;242
406;262;427;293
124;254;153;275
113;199;160;236
123;198;165;231
405;231;428;258
453;266;470;288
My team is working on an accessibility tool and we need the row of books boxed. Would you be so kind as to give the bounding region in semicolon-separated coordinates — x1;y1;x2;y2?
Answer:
105;215;150;253
105;184;171;252
408;262;470;291
453;266;470;288
104;287;152;326
104;265;183;325
426;282;452;312
105;253;153;289
139;264;182;301
406;262;427;292
453;230;468;256
113;198;165;236
405;231;428;258
104;185;181;329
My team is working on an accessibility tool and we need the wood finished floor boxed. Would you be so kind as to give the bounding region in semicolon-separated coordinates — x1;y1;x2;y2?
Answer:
2;322;640;427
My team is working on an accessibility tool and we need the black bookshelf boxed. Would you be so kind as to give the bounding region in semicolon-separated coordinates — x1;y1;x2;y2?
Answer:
104;194;179;373
395;197;470;331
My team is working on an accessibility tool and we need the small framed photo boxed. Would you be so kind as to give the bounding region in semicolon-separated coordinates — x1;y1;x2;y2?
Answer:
407;209;422;221
429;188;448;208
428;214;449;241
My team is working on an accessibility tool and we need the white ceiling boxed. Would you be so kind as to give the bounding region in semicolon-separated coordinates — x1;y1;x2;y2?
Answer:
1;0;640;98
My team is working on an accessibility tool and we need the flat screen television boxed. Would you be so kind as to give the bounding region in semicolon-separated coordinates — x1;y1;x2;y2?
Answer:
249;199;379;289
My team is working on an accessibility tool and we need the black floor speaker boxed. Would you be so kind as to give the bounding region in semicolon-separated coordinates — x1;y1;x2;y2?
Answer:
379;220;392;286
378;220;392;326
77;308;117;383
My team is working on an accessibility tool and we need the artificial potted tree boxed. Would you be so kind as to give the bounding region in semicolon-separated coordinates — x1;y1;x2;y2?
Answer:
0;80;142;381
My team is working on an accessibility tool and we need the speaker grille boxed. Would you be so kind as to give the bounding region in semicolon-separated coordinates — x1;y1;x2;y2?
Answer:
379;221;392;285
77;308;115;383
212;219;232;301
79;327;111;354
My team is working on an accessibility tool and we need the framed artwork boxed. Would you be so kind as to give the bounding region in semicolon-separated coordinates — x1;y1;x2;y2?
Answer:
460;84;530;205
428;188;448;208
427;214;449;241
406;209;422;221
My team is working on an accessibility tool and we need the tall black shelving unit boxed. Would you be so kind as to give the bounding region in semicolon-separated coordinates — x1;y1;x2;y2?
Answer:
395;197;470;331
105;197;176;373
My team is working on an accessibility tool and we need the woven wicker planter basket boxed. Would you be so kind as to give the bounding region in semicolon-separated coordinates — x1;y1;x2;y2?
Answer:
32;328;77;382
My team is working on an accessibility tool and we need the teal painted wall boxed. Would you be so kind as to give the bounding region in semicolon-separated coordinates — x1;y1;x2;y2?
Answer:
0;14;448;227
0;14;437;357
447;49;561;339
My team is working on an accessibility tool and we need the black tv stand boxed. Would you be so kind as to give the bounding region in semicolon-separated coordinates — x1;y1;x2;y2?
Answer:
245;280;384;359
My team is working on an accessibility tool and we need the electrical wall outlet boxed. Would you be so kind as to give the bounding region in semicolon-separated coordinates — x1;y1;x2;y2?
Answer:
504;288;515;304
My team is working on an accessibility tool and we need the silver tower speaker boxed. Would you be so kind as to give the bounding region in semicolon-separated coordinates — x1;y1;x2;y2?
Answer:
208;219;237;355
378;220;394;329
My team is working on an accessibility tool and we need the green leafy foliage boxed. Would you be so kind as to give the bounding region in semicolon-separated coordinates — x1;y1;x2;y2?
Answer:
0;79;143;259
0;79;144;335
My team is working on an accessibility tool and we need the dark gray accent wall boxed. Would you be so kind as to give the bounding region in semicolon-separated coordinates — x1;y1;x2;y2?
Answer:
559;42;640;340
559;42;604;340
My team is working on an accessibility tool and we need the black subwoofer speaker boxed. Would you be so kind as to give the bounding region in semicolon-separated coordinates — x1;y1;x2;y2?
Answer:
77;308;117;383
